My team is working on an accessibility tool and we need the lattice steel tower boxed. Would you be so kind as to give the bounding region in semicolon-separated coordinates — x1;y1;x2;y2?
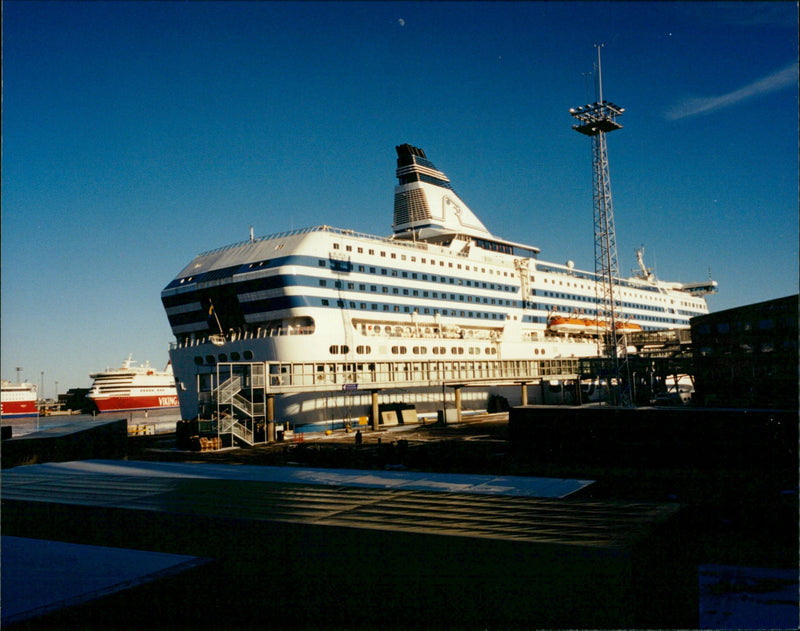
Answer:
570;45;627;404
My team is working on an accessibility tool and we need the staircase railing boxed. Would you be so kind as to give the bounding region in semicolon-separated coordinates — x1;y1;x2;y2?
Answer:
231;392;253;416
215;376;242;403
231;421;253;445
218;415;254;446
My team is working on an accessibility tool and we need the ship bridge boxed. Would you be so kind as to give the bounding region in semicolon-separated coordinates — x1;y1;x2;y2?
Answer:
680;280;719;297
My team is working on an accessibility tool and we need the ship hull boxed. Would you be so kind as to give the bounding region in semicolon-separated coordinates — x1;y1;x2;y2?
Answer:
0;400;39;418
91;394;179;413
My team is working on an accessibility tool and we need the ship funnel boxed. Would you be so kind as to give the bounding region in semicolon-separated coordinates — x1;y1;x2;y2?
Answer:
392;144;492;240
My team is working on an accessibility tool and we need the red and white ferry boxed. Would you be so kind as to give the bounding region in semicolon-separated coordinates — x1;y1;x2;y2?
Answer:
88;355;179;413
1;380;39;417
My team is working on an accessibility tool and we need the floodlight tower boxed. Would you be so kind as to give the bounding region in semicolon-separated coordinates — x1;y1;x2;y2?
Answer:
570;44;627;404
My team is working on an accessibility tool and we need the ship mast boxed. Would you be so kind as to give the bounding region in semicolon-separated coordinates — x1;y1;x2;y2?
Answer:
570;44;629;405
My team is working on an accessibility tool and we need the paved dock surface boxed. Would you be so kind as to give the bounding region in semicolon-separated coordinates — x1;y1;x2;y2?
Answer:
4;456;696;629
3;412;797;629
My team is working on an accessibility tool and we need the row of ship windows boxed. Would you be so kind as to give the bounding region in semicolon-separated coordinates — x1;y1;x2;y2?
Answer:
320;300;508;320
316;279;692;319
185;251;704;314
95;389;167;395
178;250;703;313
319;259;704;313
535;265;703;308
320;280;517;303
192;345;553;364
327;345;560;357
544;293;670;313
194;351;255;365
314;298;681;324
325;248;704;310
327;246;517;277
319;262;517;292
329;345;502;356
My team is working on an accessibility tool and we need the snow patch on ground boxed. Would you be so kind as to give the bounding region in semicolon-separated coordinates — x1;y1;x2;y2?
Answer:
699;564;799;629
1;536;208;626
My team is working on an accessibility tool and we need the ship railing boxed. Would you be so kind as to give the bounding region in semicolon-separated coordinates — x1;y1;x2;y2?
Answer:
171;325;318;350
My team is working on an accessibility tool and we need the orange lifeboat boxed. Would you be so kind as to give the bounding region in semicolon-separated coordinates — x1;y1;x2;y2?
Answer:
548;315;589;334
549;311;609;335
582;318;610;332
615;321;642;334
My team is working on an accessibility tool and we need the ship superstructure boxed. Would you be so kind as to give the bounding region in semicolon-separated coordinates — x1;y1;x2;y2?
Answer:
87;355;179;412
1;380;38;418
162;144;715;426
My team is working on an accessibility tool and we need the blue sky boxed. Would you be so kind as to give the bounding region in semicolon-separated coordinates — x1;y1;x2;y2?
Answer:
2;1;797;394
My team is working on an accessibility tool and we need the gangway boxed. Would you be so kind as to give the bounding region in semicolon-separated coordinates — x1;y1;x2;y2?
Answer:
202;357;583;441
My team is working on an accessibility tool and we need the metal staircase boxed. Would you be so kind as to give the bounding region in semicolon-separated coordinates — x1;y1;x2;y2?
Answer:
213;376;258;445
219;414;254;445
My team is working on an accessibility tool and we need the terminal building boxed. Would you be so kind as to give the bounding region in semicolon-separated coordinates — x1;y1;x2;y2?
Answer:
691;295;798;410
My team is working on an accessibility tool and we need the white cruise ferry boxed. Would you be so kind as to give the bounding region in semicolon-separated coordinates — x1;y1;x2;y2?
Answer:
1;380;38;418
162;144;716;426
88;355;179;413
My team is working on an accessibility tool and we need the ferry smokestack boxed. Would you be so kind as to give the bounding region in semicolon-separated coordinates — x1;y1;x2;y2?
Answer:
250;226;254;242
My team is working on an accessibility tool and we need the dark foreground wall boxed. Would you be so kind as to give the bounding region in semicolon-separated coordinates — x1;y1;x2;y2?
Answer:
2;471;697;629
1;419;127;469
509;406;796;471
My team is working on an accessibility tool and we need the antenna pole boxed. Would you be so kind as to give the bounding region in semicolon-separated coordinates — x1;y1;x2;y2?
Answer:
596;43;604;104
570;45;631;406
